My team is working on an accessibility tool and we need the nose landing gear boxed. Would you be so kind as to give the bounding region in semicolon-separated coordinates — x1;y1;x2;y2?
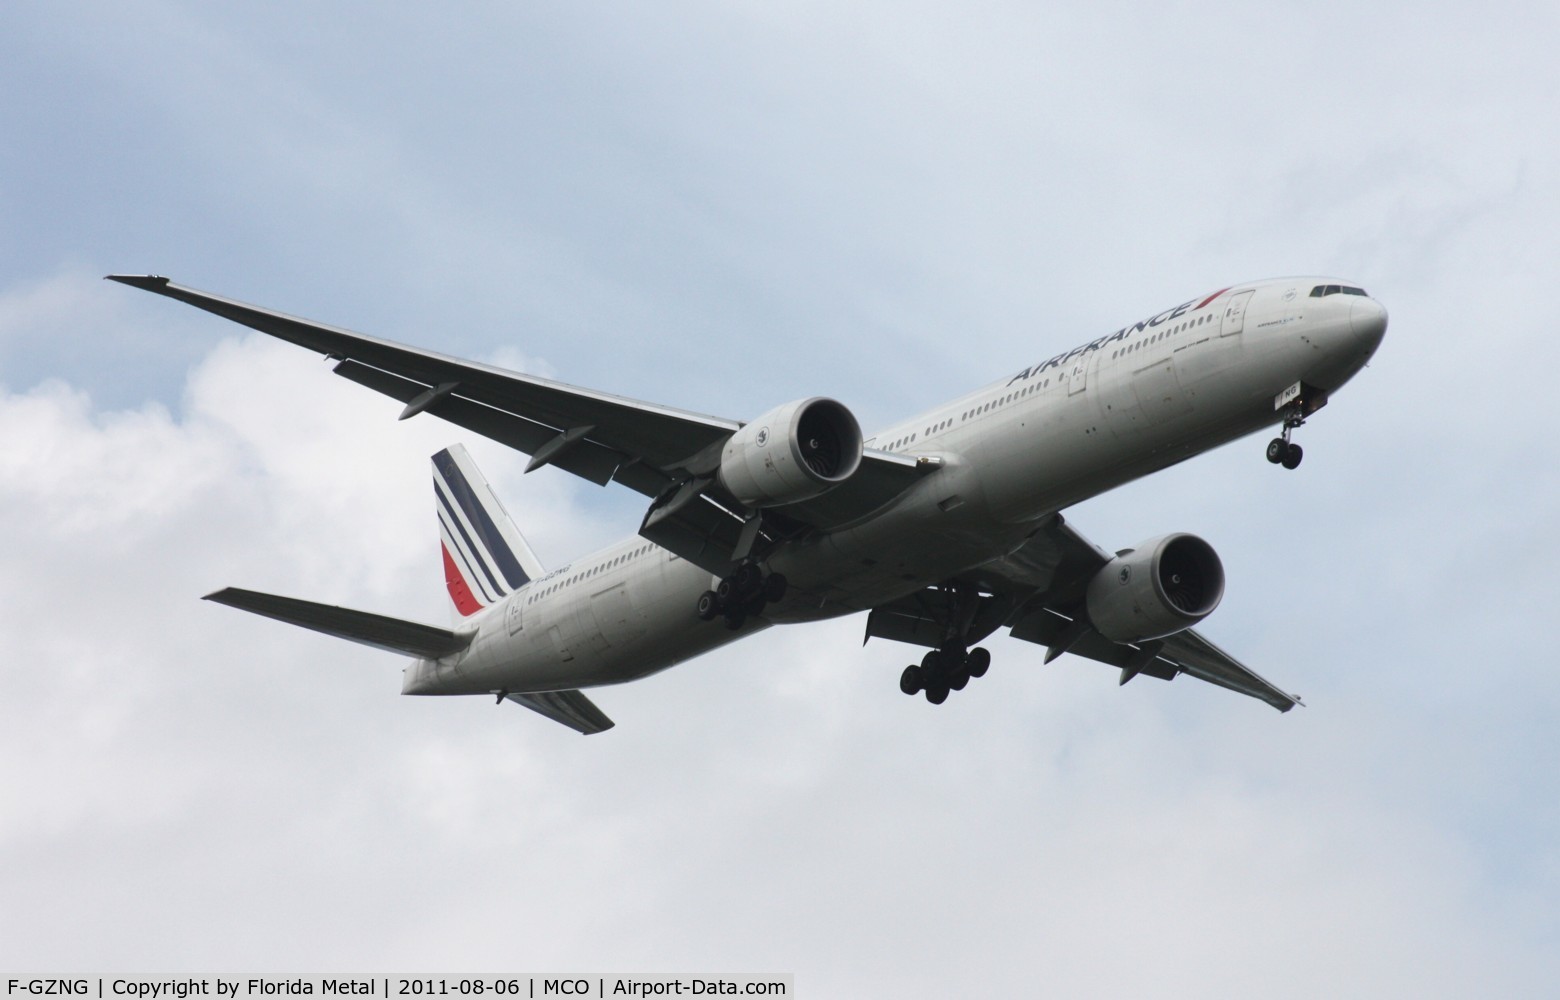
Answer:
1266;384;1331;470
1266;408;1305;470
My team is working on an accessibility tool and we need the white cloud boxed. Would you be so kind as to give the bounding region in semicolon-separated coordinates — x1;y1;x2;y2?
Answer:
1;320;1556;992
4;2;1560;993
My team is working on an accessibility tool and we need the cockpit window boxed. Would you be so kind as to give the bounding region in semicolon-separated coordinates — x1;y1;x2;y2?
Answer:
1309;284;1368;298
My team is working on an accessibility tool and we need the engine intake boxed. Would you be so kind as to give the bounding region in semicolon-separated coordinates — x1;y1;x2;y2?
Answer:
1085;533;1225;643
718;397;863;508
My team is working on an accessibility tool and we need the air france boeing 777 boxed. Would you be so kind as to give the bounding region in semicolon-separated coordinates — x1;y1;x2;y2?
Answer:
112;274;1387;734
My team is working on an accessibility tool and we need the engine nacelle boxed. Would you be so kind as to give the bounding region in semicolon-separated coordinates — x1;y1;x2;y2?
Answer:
1085;533;1225;643
718;397;863;508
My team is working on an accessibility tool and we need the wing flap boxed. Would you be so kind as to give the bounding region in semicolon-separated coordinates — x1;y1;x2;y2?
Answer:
864;587;1014;649
334;360;632;487
1008;606;1178;681
864;603;949;648
504;690;615;735
204;587;472;658
638;488;748;578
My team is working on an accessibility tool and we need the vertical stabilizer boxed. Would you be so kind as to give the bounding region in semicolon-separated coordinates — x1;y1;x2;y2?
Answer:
432;444;546;619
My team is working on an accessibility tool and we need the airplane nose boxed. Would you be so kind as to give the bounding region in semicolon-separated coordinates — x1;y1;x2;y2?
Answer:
1350;296;1388;350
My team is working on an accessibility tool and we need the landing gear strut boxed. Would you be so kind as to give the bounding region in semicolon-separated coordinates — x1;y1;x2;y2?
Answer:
1266;405;1305;470
899;645;991;705
696;561;787;630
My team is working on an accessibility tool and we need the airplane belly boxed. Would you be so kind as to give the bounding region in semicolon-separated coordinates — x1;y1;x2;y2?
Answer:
468;554;758;692
767;462;1033;616
546;565;763;688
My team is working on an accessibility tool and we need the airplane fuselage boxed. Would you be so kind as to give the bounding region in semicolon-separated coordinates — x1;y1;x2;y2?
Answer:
405;277;1387;698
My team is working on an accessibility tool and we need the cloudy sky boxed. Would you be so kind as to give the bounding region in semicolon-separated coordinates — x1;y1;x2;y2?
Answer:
4;1;1558;995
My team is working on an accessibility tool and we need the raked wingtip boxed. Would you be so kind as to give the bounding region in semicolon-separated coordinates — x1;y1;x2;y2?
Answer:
104;274;170;291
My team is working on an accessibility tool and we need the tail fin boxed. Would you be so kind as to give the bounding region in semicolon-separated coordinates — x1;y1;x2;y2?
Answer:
432;444;546;619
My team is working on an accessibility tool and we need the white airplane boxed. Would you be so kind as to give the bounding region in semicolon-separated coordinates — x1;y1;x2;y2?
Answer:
111;274;1386;734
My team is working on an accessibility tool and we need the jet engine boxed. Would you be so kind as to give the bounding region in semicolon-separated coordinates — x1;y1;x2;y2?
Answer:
718;397;863;508
1085;533;1225;643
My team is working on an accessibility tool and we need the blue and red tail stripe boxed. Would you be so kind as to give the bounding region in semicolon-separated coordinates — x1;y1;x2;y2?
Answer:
432;445;544;619
435;487;507;602
441;543;486;617
432;449;530;590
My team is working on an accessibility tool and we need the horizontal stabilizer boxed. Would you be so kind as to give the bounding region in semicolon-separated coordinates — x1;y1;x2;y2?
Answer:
504;690;615;735
204;587;472;659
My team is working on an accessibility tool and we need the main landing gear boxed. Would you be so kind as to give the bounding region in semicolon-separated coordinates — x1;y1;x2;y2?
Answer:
899;646;991;705
1266;407;1305;470
696;562;788;630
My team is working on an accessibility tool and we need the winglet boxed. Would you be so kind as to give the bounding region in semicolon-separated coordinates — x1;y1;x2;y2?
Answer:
105;274;171;291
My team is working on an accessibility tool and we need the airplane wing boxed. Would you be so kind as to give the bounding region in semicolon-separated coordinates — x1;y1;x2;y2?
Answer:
1007;607;1302;711
864;515;1302;712
107;276;922;554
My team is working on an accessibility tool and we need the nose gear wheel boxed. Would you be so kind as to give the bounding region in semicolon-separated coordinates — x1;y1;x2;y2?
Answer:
1266;403;1306;470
